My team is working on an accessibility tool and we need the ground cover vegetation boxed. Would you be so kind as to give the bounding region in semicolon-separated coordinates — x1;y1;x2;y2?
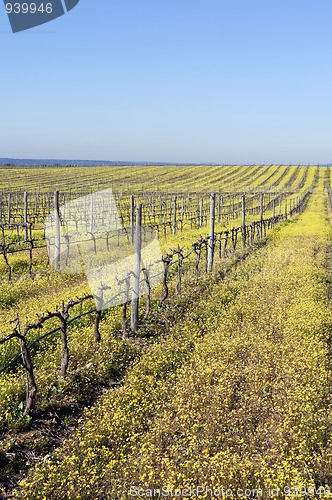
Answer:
0;165;330;498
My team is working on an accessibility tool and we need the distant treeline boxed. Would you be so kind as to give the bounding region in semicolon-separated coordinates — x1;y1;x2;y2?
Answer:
0;159;217;168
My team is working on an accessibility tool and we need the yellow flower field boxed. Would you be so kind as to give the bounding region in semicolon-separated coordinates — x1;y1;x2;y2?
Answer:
0;165;331;499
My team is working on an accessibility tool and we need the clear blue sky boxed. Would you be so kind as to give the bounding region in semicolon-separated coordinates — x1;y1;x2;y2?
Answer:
1;0;332;164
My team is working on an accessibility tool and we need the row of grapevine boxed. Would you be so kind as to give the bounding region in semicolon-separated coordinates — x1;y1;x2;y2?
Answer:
0;188;311;419
0;187;310;282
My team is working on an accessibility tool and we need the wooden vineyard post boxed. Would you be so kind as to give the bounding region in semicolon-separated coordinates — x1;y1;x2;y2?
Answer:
131;204;142;333
272;198;275;218
173;196;177;234
24;192;29;241
62;194;66;222
101;196;104;225
35;192;39;214
284;199;288;219
259;193;264;239
199;198;203;228
207;193;216;272
130;194;135;244
159;198;163;223
241;194;246;248
89;192;94;233
218;192;222;223
122;272;130;335
7;193;11;225
54;191;61;271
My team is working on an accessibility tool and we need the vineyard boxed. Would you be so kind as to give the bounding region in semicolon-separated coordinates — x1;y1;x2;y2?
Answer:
0;164;332;499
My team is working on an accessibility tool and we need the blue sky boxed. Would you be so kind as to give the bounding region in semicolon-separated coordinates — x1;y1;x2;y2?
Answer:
1;0;332;164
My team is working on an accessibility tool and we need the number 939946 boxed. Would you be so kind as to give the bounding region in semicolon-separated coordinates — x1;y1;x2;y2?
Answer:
5;2;53;14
